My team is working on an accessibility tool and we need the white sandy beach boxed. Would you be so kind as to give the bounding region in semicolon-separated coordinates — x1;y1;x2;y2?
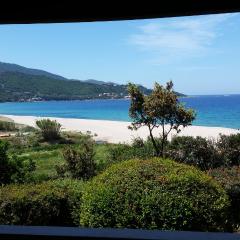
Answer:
2;114;239;143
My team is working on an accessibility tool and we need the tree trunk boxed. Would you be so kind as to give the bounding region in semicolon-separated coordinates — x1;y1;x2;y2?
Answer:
160;124;165;158
148;126;160;156
161;136;165;158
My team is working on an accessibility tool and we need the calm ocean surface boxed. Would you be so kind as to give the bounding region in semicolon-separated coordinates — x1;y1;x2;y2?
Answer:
0;95;240;129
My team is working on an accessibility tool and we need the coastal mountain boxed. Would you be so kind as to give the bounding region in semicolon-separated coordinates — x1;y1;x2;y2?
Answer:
0;62;66;80
0;71;153;102
0;62;185;102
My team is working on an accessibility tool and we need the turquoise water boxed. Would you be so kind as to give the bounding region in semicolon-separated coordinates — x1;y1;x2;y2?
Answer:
0;95;240;129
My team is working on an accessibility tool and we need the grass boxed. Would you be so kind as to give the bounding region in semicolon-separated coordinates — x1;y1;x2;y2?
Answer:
20;149;64;177
17;142;111;180
3;129;120;181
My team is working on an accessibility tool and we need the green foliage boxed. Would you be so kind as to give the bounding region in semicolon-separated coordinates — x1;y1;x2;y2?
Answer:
216;134;240;166
0;140;36;184
9;155;36;184
208;166;240;232
79;158;229;231
36;119;61;141
167;136;220;171
0;179;84;226
127;81;195;157
5;133;111;182
106;138;155;164
167;134;240;171
59;135;96;180
0;120;16;131
0;140;12;184
7;132;41;154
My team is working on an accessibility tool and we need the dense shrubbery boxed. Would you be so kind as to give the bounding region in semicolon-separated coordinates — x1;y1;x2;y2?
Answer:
105;137;159;166
208;166;240;232
167;136;220;170
2;126;240;231
0;120;16;131
106;134;240;171
216;134;240;166
56;134;96;180
0;140;35;184
0;179;84;226
79;158;229;231
36;119;61;141
167;134;240;170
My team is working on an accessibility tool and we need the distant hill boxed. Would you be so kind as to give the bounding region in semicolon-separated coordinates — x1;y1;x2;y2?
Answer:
83;79;116;85
0;62;66;80
0;62;185;102
0;72;153;102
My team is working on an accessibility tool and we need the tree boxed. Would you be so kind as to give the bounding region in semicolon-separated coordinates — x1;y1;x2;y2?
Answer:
127;81;196;157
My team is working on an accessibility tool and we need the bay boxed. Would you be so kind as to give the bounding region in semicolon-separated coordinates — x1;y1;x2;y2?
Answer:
0;95;240;129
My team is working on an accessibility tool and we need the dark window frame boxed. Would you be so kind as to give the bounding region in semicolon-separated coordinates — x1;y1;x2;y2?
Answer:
1;1;240;239
0;225;240;240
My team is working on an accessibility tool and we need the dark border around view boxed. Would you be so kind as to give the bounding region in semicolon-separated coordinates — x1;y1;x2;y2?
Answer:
1;1;240;239
1;1;240;24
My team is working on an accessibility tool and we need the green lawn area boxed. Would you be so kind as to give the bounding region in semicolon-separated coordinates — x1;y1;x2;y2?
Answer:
18;143;111;179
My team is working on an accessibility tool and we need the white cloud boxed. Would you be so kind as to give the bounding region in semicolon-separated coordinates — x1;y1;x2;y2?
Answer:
129;13;239;63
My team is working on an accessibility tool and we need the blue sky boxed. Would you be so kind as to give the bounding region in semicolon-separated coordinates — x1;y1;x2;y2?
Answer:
1;12;240;95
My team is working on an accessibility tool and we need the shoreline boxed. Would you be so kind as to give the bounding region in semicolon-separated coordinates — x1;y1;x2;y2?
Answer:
1;114;239;144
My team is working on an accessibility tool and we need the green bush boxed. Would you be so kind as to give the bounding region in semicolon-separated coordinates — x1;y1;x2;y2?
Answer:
106;134;240;171
216;134;240;166
0;120;16;131
58;136;96;180
167;136;221;170
0;140;35;184
106;137;156;164
79;158;229;231
9;155;36;184
36;119;61;141
0;140;12;183
0;179;84;226
208;166;240;232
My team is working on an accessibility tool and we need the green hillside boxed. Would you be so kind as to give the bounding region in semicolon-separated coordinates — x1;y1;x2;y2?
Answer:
0;61;185;102
0;61;65;80
0;72;154;102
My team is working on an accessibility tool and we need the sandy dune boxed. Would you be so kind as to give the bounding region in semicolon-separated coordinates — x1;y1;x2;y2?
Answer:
2;114;239;144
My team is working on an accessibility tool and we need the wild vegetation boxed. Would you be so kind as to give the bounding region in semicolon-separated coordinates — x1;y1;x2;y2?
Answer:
0;81;240;232
0;120;16;131
36;119;62;141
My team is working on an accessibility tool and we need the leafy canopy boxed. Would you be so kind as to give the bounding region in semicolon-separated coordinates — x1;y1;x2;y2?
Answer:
128;81;196;156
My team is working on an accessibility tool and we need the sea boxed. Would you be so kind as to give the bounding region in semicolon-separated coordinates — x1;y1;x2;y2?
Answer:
0;95;240;129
